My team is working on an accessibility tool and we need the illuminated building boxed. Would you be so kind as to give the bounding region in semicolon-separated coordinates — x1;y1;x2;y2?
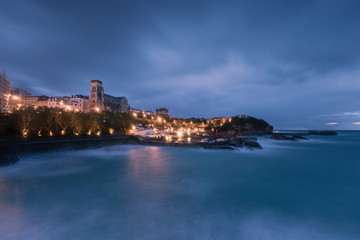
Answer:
37;95;50;106
1;74;130;114
89;80;104;111
130;108;142;114
129;109;154;117
144;110;154;116
0;71;11;112
104;94;129;113
22;96;38;106
68;95;88;112
156;108;169;116
11;88;31;98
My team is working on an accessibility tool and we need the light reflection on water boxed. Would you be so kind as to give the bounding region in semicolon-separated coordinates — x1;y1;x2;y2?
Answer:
0;132;359;240
0;178;26;239
127;146;169;177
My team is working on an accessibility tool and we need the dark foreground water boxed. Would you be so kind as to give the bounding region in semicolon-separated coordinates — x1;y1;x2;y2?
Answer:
1;132;360;240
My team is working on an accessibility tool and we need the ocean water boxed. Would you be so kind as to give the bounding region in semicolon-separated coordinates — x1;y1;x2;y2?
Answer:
1;131;360;240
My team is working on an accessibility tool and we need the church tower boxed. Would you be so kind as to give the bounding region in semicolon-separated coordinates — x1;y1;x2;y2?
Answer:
89;80;104;111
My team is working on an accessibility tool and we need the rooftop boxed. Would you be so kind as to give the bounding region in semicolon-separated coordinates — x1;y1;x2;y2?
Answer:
91;80;103;84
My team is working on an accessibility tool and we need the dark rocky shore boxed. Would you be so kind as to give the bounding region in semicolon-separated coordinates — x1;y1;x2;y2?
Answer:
138;136;262;150
0;134;262;166
0;129;338;166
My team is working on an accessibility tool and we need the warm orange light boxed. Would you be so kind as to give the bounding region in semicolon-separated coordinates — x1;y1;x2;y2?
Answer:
95;107;100;112
109;128;114;134
22;129;28;137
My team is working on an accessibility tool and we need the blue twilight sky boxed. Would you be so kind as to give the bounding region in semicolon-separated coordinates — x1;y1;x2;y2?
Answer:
1;0;360;129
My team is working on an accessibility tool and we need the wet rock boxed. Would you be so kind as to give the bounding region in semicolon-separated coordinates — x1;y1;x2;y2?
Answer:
244;141;263;149
228;138;245;147
270;133;297;141
291;134;308;140
308;131;338;135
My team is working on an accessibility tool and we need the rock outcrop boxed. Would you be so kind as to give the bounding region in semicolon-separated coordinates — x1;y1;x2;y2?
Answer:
270;133;297;141
308;131;338;135
216;116;273;135
291;134;308;140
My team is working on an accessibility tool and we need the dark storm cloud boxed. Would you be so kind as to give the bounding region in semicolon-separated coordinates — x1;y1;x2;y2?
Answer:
1;0;360;129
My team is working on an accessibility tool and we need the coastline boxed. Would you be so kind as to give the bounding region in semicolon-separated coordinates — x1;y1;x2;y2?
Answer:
0;134;264;165
0;130;340;154
0;130;341;166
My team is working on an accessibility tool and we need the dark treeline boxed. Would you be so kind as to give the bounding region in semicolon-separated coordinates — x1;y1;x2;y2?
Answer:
0;107;133;138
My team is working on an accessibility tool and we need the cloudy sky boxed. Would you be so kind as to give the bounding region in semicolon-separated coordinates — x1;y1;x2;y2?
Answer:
1;0;360;129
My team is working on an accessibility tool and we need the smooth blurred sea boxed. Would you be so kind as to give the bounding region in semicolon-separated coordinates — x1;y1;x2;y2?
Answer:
1;131;360;240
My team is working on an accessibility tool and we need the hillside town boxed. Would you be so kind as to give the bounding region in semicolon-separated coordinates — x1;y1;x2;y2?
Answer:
0;71;171;116
1;71;126;114
1;70;274;148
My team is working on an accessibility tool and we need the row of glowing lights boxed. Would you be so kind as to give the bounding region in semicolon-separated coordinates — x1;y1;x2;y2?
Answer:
22;128;115;137
132;112;229;127
131;125;191;142
23;126;192;138
132;124;202;133
13;104;82;111
133;113;168;123
132;113;205;126
165;134;191;143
